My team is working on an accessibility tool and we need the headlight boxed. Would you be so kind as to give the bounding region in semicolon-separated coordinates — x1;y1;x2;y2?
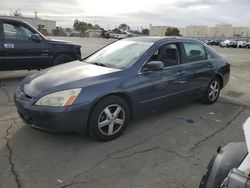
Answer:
35;88;82;107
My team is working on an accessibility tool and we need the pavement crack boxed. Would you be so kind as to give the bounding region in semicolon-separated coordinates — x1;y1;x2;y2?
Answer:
159;147;194;159
0;103;15;106
106;123;182;159
109;146;193;160
108;146;159;159
1;87;13;103
61;175;114;188
4;119;22;188
190;107;245;151
61;180;93;188
63;123;185;185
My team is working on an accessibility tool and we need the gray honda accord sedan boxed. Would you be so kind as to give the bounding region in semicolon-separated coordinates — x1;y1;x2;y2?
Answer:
15;37;230;141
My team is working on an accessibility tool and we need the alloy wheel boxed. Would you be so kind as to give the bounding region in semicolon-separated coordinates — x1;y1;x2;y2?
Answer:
208;81;220;101
98;104;125;136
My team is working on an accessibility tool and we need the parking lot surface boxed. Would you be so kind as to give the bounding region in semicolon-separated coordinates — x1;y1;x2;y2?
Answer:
0;37;249;188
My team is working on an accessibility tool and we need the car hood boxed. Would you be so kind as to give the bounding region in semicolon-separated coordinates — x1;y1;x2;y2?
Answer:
47;38;81;47
20;61;120;97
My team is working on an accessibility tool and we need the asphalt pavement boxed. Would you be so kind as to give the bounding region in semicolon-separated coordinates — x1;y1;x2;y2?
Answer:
0;37;249;188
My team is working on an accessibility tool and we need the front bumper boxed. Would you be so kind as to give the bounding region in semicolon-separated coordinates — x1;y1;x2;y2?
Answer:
14;94;90;133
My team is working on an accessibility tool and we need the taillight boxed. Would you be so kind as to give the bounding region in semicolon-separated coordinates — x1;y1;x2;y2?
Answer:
226;63;230;71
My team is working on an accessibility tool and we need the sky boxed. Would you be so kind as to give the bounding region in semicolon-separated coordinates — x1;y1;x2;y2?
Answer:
0;0;250;30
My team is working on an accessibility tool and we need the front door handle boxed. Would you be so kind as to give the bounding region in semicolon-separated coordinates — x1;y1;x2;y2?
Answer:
208;62;214;68
4;43;15;49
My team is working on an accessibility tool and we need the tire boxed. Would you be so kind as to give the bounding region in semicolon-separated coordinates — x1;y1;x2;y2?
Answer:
202;77;221;104
53;54;74;66
88;96;130;141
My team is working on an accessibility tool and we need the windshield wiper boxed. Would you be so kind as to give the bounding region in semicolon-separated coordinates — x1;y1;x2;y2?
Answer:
92;62;107;67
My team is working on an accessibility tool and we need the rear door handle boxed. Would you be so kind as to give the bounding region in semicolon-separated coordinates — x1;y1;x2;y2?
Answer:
4;43;15;49
177;71;185;76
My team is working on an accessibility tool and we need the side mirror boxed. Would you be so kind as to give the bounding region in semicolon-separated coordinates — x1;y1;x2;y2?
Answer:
30;34;42;42
144;61;164;72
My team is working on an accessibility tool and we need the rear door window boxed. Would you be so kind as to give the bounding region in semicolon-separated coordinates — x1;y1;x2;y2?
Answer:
183;43;208;63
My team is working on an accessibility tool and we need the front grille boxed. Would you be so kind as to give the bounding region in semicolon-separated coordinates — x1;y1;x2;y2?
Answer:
16;87;33;101
23;93;32;100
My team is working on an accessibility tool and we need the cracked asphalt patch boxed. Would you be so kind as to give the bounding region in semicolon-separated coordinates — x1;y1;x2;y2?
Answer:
0;38;249;188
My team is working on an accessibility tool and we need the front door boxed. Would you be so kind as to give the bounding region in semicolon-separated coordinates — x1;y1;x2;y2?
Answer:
137;42;187;111
2;21;50;70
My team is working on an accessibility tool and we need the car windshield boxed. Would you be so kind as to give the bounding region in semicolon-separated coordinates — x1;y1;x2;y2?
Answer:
85;40;153;69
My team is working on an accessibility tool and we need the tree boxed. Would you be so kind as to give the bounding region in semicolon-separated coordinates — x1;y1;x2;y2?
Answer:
52;27;65;36
112;28;121;34
12;9;22;17
93;24;101;30
141;28;149;35
165;27;181;36
65;28;72;33
73;19;103;37
118;23;130;33
73;19;81;31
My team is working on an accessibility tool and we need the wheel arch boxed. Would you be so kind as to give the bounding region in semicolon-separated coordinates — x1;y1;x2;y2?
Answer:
216;73;224;88
87;92;135;126
199;142;248;188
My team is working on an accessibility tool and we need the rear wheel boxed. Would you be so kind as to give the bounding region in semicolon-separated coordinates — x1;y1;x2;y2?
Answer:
53;54;74;66
88;96;130;141
202;77;221;104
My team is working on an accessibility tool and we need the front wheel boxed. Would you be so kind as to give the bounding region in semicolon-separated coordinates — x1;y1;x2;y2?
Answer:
88;96;130;141
202;78;221;104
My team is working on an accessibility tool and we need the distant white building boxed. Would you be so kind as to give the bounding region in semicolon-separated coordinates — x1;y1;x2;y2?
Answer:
0;15;56;33
150;24;250;37
149;25;168;36
85;29;102;38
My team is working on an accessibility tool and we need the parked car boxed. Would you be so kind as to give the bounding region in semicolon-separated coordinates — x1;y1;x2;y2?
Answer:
237;41;248;48
247;42;250;49
109;33;119;39
117;34;129;40
200;117;250;188
205;40;220;46
0;18;81;71
14;37;230;141
219;40;237;48
214;40;221;46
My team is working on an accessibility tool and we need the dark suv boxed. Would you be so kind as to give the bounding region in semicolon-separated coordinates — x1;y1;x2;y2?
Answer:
0;18;81;71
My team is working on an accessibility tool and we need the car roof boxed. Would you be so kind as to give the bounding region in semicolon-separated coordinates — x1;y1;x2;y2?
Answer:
0;18;27;24
124;36;202;44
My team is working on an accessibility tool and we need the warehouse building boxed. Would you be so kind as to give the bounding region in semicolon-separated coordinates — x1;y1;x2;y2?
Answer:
0;15;56;34
150;24;250;37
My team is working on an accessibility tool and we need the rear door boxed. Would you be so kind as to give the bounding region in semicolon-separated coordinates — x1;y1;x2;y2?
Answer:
2;21;50;70
0;21;4;69
177;42;216;96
